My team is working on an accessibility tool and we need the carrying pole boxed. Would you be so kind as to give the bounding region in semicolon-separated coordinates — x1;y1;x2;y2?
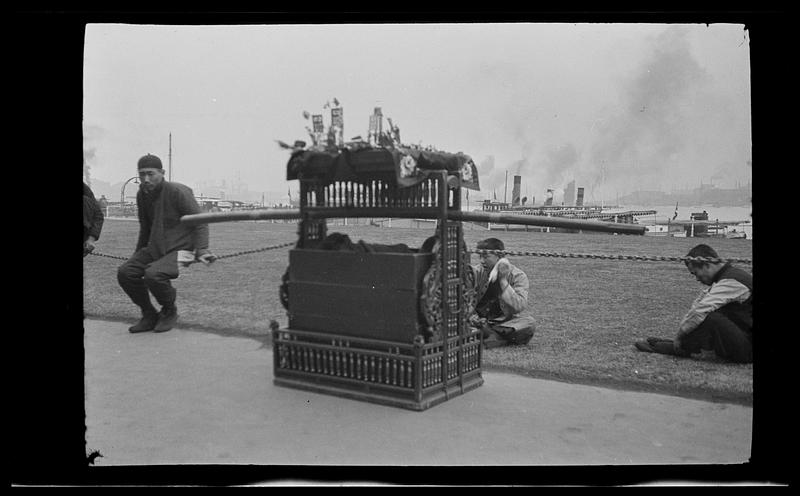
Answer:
181;208;646;235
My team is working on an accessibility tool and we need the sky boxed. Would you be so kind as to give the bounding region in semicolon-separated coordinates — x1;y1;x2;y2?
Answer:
83;22;752;204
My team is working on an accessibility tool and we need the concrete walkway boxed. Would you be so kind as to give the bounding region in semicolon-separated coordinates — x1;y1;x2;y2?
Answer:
84;318;752;468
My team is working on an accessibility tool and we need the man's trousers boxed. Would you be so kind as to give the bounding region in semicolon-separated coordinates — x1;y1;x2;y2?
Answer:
117;249;179;311
680;310;752;363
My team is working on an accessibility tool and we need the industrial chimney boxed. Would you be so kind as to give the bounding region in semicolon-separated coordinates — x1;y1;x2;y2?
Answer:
512;175;522;206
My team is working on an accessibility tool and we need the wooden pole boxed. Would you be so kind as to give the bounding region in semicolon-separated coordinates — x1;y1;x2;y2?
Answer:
181;207;647;234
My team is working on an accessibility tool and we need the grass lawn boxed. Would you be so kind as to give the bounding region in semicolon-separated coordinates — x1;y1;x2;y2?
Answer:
84;218;754;405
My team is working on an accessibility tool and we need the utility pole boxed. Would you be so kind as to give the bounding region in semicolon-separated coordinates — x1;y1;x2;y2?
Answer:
168;133;173;182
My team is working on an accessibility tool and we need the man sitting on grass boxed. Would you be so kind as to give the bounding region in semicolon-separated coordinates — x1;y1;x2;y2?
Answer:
469;237;536;349
635;243;752;363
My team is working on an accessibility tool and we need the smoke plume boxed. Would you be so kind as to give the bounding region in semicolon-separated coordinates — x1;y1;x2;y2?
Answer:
484;26;744;202
583;27;716;195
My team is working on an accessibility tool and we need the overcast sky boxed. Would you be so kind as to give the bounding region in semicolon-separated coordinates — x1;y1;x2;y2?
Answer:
83;22;751;203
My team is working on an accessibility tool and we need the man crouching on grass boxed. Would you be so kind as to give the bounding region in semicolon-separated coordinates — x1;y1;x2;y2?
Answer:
117;154;216;334
635;243;752;363
469;237;536;349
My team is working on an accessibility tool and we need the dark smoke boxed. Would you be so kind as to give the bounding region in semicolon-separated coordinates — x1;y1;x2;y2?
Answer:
541;143;578;184
496;144;578;203
586;27;712;193
472;26;744;201
478;155;508;195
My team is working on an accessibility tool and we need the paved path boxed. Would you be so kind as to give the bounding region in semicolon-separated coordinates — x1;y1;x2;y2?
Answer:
84;319;752;467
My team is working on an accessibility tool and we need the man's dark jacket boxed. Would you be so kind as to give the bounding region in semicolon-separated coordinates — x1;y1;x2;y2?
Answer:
713;263;753;332
135;181;209;259
83;182;104;242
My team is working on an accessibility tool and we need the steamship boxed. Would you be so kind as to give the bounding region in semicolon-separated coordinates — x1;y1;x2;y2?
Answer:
471;175;656;233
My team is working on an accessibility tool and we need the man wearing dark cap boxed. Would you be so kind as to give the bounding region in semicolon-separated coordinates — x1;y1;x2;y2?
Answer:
634;244;752;363
469;237;536;348
117;154;216;333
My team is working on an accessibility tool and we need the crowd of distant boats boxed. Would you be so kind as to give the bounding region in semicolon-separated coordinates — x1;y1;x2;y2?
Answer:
472;200;752;240
462;174;752;239
634;208;751;240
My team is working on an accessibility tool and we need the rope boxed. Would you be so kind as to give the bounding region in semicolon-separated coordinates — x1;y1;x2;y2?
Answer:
87;251;128;261
471;249;752;265
88;244;751;265
88;241;296;263
214;241;296;260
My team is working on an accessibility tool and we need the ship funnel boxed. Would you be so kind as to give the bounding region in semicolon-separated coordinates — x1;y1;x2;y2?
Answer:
512;175;522;206
544;189;554;206
576;187;585;207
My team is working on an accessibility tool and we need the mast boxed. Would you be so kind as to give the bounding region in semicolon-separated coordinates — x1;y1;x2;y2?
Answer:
504;170;508;204
168;133;173;182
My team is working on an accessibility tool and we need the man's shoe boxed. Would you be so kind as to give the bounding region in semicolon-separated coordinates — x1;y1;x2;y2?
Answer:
129;312;159;333
483;333;508;349
651;340;691;357
154;306;178;333
636;339;691;358
650;340;677;355
647;337;674;347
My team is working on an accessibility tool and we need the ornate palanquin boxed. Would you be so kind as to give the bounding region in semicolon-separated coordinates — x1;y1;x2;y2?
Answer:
273;146;483;410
